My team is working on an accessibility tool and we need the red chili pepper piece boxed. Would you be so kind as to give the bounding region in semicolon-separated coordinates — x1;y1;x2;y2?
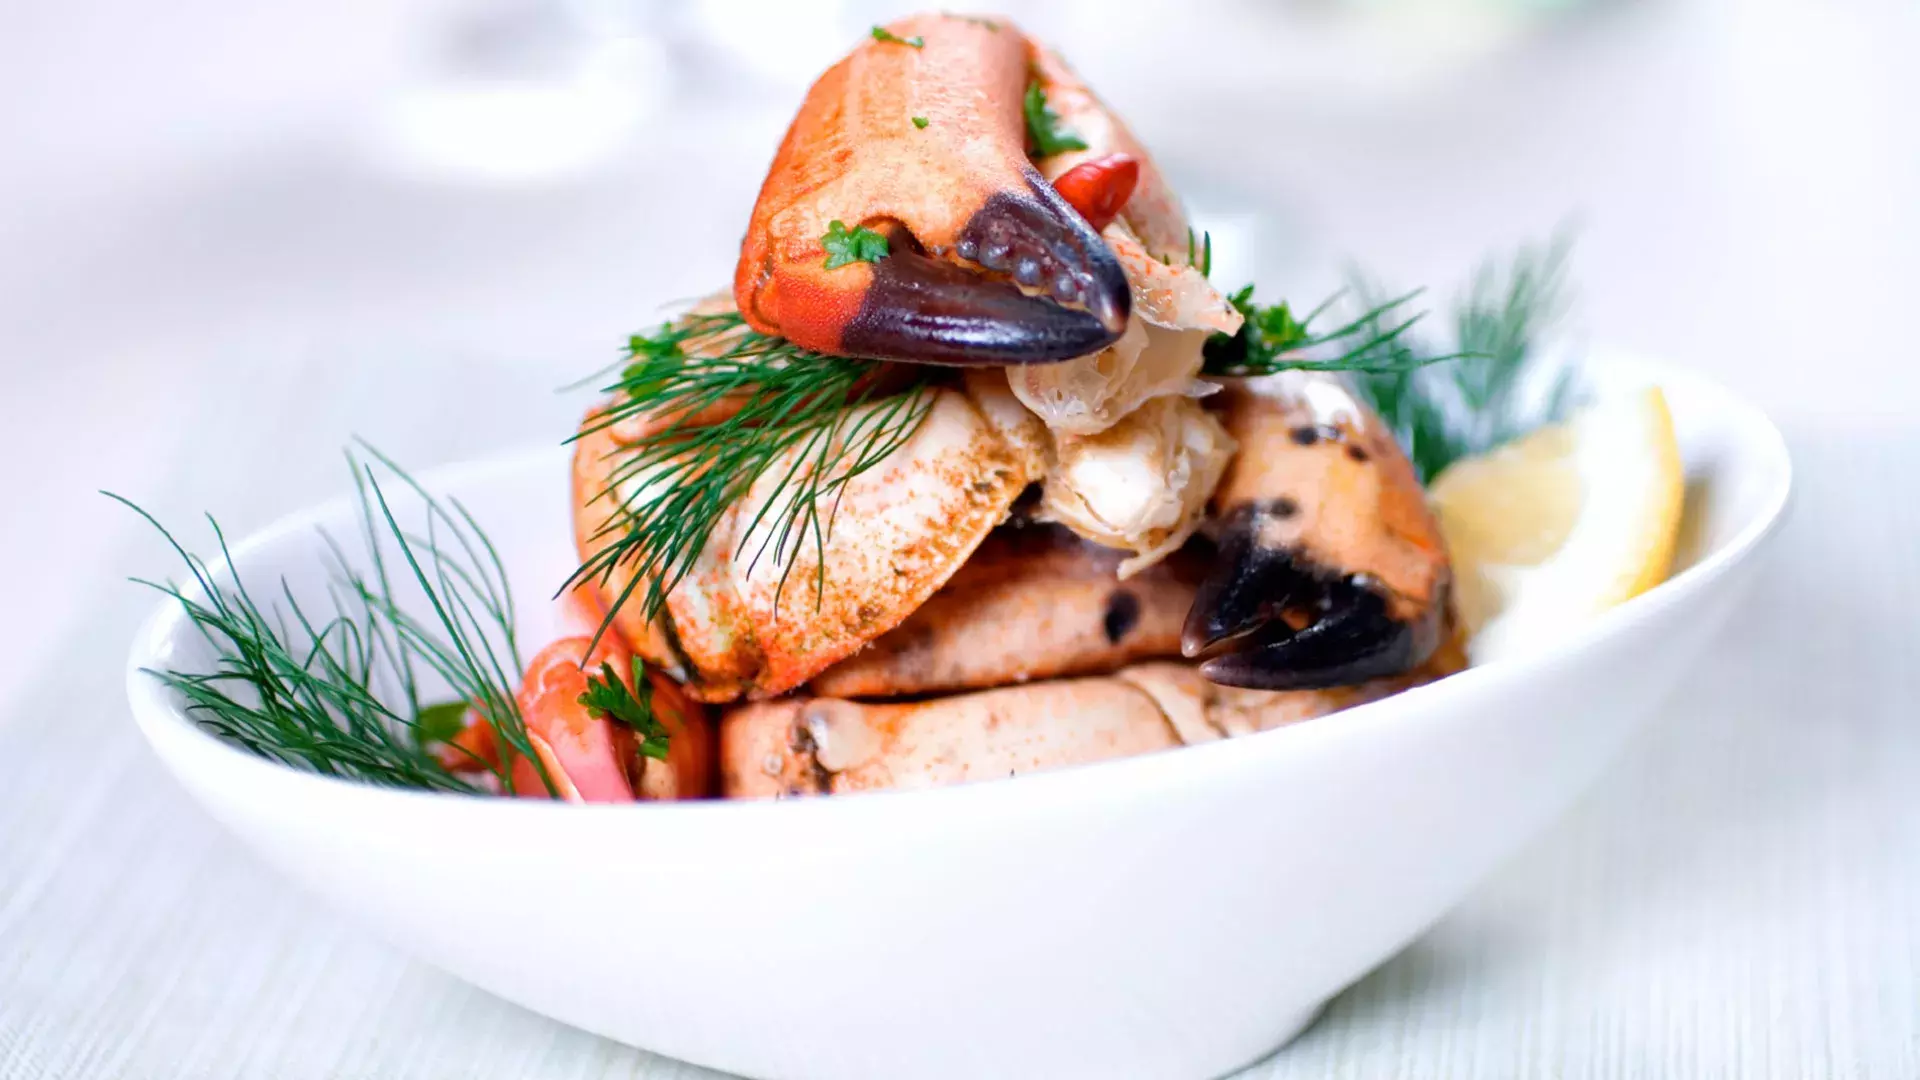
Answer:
1051;153;1139;232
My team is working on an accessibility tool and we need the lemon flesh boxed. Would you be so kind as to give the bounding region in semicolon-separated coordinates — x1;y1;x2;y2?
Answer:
1430;386;1685;665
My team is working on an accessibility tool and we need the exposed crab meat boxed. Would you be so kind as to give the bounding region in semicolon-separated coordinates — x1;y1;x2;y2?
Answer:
1006;220;1242;437
722;645;1463;798
1038;395;1236;576
997;63;1245;566
1183;373;1452;689
573;380;1048;702
809;524;1197;699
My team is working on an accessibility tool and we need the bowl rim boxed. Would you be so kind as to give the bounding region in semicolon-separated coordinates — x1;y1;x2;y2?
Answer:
124;349;1793;821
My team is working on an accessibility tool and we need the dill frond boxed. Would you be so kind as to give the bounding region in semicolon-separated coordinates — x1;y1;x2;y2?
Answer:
567;312;938;641
1201;286;1454;378
112;447;553;795
1347;233;1576;482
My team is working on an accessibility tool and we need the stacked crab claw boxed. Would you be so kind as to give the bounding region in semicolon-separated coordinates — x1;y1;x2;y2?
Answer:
555;14;1461;801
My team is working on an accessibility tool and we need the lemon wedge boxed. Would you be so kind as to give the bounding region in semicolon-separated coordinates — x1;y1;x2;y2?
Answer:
1430;386;1685;664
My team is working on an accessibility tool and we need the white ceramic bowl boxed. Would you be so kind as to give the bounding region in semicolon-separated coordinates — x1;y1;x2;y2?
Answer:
126;352;1789;1080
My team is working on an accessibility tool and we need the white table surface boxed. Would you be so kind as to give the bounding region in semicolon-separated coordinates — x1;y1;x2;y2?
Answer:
3;0;1918;1076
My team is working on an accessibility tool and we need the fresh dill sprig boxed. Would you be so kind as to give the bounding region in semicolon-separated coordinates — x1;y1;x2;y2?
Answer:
1023;83;1086;156
1187;228;1212;277
1201;287;1449;378
111;447;554;795
1347;234;1576;481
570;311;938;638
579;656;670;761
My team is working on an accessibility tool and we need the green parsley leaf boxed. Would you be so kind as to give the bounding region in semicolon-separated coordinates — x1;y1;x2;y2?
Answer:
912;115;930;129
578;656;671;761
413;700;471;746
821;220;890;270
1023;82;1087;156
870;26;925;48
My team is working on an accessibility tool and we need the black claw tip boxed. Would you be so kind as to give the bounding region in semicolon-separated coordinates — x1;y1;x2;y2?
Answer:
1198;586;1417;691
1187;503;1442;690
840;172;1130;365
842;249;1120;365
1181;502;1313;657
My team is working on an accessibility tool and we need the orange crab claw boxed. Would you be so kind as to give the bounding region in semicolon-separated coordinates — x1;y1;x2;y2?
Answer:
733;14;1130;365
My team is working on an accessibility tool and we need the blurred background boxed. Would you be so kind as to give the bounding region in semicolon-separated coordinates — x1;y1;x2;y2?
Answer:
2;1;1917;1076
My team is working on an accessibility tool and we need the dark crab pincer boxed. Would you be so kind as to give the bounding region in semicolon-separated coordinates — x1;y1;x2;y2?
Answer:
1180;380;1452;690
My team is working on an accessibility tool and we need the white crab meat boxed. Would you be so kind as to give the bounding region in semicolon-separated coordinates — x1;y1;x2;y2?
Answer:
1006;220;1241;438
1038;395;1236;578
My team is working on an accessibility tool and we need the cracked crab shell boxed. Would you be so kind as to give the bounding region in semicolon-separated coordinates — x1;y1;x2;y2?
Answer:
573;385;1048;701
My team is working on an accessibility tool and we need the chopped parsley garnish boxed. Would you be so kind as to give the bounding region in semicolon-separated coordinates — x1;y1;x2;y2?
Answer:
578;656;670;761
1023;82;1087;156
912;115;930;129
870;26;924;48
822;220;890;269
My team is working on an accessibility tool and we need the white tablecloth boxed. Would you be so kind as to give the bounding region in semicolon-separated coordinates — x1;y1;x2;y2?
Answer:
3;1;1917;1076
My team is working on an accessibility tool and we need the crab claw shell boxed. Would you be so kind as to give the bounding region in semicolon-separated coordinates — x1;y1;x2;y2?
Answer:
572;372;1050;702
721;678;1180;797
807;524;1198;699
1182;375;1451;691
1184;543;1439;690
734;14;1129;365
723;648;1467;798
